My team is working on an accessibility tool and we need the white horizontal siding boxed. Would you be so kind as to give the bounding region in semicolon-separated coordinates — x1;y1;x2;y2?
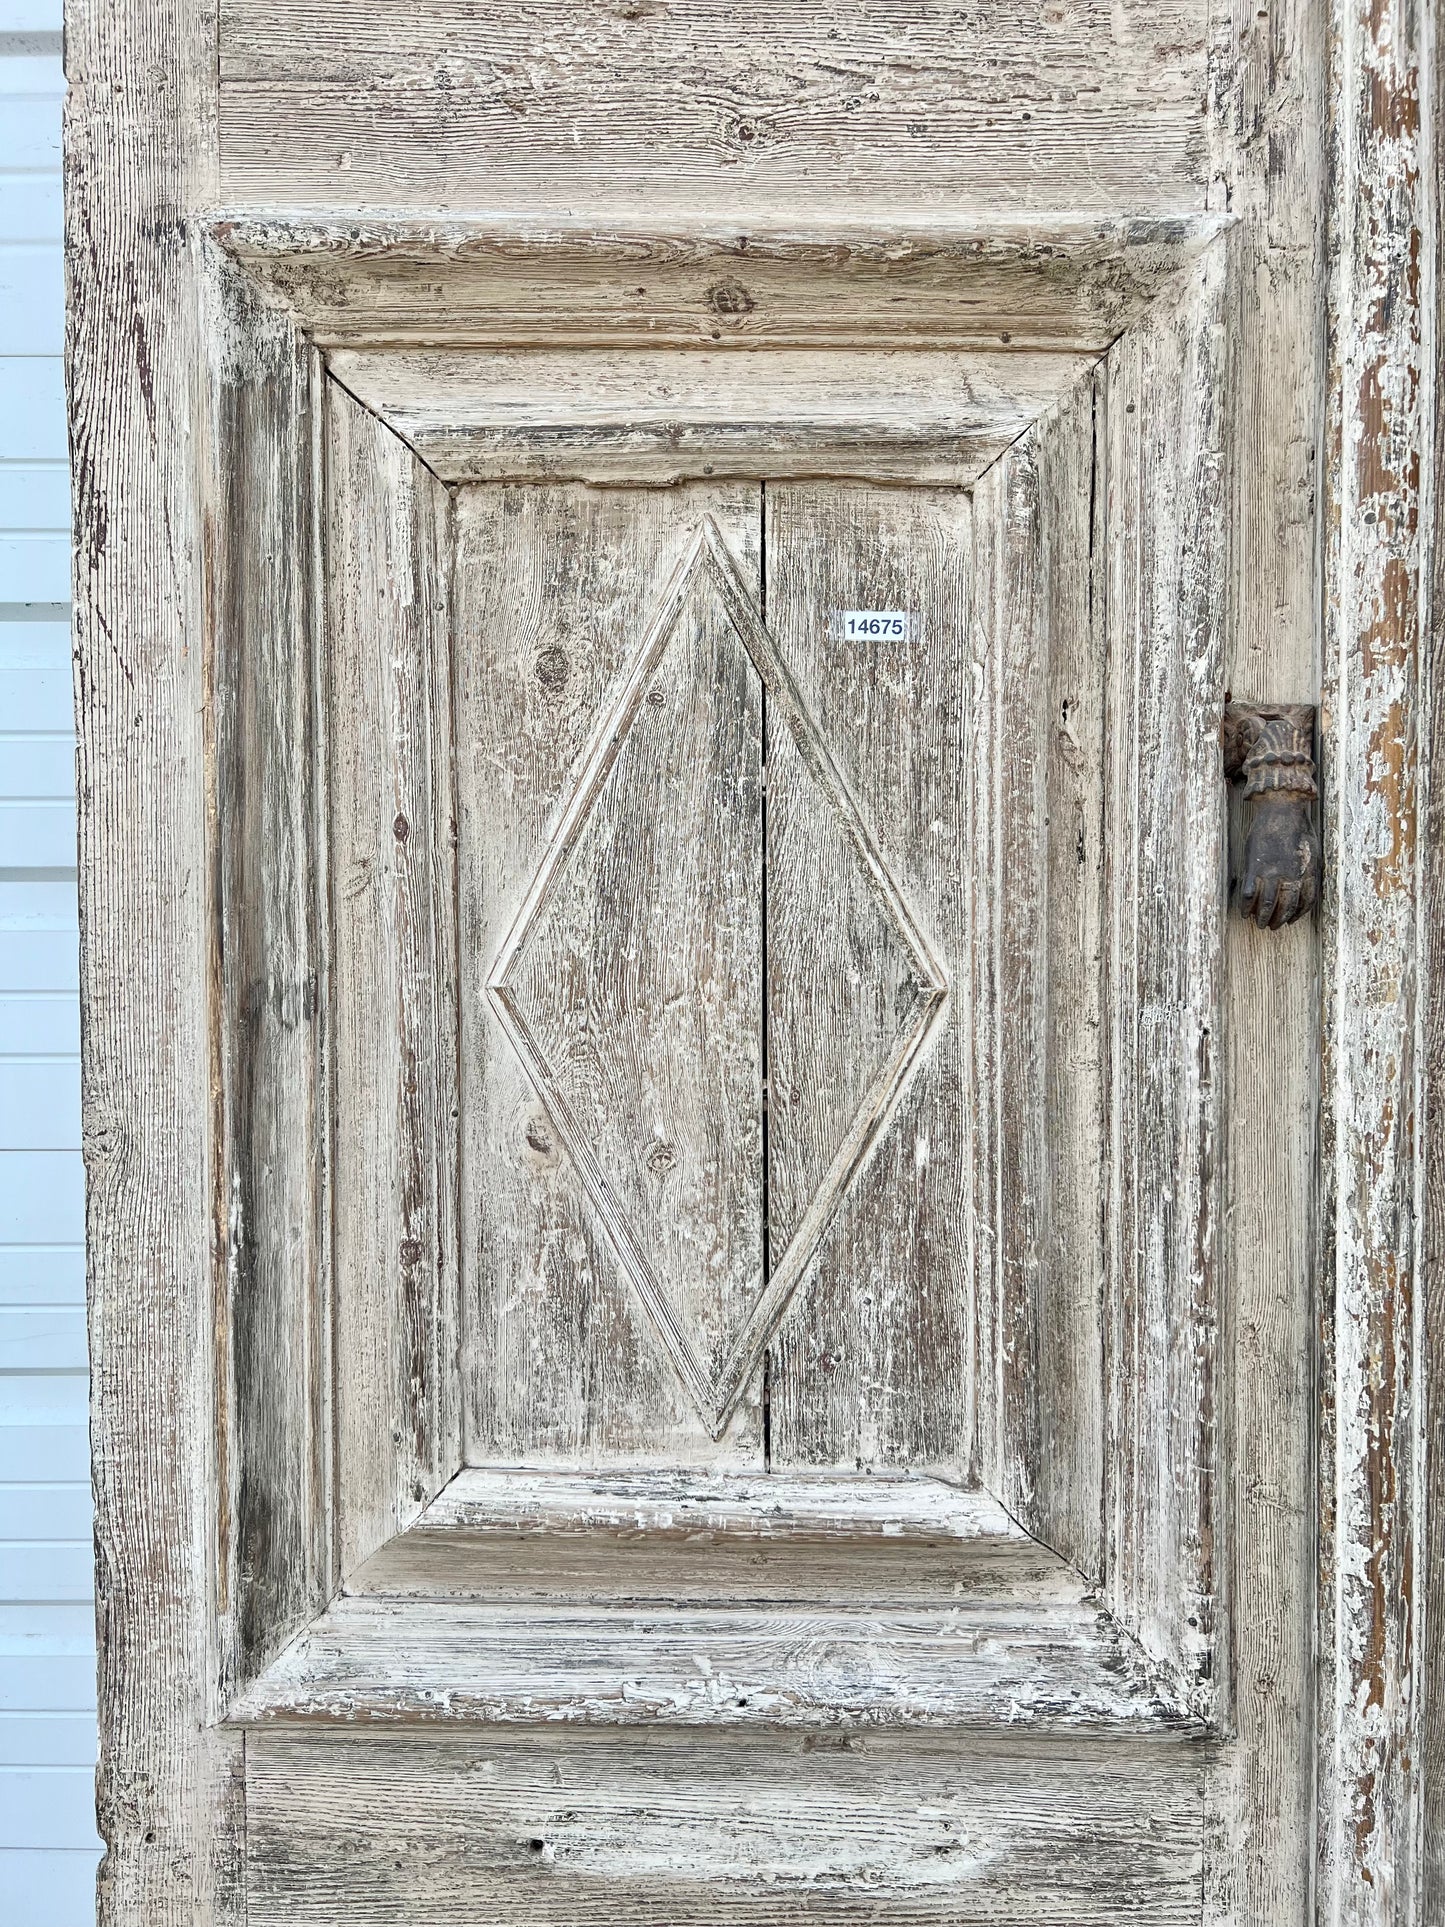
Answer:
0;1246;84;1302
0;1712;96;1765
0;1851;100;1920
1;0;63;29
0;1059;81;1145
1;24;100;1917
0;241;62;351
0;1483;90;1538
0;1425;88;1483
0;358;65;459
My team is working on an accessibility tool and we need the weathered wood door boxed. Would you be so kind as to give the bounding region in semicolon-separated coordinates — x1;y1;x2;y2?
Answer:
69;3;1444;1923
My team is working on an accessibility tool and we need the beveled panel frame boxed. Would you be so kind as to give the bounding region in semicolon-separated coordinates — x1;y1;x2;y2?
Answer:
205;213;1233;1736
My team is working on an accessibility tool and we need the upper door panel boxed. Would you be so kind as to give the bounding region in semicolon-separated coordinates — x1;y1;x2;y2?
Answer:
215;0;1212;220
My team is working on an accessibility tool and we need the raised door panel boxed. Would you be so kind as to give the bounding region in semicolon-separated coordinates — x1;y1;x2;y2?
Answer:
763;483;972;1473
454;484;767;1464
454;482;986;1466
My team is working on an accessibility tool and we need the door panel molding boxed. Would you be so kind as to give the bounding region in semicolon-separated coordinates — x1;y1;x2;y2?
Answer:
218;214;1228;352
227;1467;1206;1738
200;226;1236;1734
327;344;1094;487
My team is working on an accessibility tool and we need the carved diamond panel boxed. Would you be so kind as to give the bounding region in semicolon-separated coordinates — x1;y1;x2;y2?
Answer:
490;520;945;1435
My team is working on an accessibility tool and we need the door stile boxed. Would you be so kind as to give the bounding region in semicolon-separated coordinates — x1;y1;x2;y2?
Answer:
1318;0;1440;1916
68;0;250;1917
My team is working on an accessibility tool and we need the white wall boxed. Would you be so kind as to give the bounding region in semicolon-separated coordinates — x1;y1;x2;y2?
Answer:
1;3;103;1919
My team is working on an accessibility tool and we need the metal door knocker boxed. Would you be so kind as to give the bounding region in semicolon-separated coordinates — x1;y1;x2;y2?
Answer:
1222;701;1321;928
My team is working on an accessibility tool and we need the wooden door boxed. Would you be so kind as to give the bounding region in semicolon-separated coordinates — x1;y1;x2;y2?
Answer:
68;3;1444;1924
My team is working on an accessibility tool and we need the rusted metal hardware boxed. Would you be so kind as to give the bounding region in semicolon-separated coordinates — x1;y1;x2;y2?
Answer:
1221;701;1320;928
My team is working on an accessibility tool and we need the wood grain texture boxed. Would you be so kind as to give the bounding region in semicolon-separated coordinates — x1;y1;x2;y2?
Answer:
219;215;1225;353
206;249;332;1688
454;483;766;1465
326;377;461;1578
327;345;1092;486
488;520;766;1431
1202;0;1326;1915
214;3;1209;220
1422;19;1445;1914
1099;245;1230;1724
244;1727;1208;1926
968;370;1107;1582
82;5;1442;1917
762;485;968;1475
228;1589;1203;1733
346;1467;1073;1603
1317;0;1433;1916
67;0;247;1920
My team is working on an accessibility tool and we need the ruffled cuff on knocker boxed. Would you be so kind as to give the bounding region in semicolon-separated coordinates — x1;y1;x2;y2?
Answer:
1238;715;1319;802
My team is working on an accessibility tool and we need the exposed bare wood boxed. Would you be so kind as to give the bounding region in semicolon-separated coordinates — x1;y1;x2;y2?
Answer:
327;345;1093;486
1422;16;1445;1913
78;1;1438;1917
214;3;1209;219
216;216;1225;354
206;249;332;1687
1318;0;1432;1916
347;1468;1071;1603
228;1587;1205;1733
67;0;246;1919
326;378;461;1577
454;483;766;1465
244;1728;1207;1926
968;368;1107;1581
486;518;768;1435
762;485;969;1474
1100;246;1230;1724
1201;0;1326;1917
410;1466;1016;1543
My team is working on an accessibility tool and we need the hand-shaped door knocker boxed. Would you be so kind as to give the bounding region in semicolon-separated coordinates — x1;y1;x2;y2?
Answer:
1222;701;1321;928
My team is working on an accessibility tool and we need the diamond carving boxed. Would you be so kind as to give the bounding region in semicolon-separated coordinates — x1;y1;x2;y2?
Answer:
489;520;945;1436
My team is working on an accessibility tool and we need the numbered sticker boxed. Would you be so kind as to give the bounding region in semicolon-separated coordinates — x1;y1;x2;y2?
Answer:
836;610;911;642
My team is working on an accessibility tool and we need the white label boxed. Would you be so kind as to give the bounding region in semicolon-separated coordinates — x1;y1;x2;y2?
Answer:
837;610;911;642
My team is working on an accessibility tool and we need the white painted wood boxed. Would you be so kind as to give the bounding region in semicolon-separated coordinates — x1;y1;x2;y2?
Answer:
221;215;1223;354
66;0;245;1916
76;2;1445;1922
229;1591;1203;1734
486;517;769;1436
375;1466;1029;1540
1098;246;1231;1726
206;250;332;1689
329;346;1091;485
1199;1;1325;1913
327;376;461;1580
967;371;1106;1581
214;1;1211;220
1317;0;1439;1918
244;1728;1207;1926
455;482;767;1465
762;483;969;1474
347;1468;1071;1602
